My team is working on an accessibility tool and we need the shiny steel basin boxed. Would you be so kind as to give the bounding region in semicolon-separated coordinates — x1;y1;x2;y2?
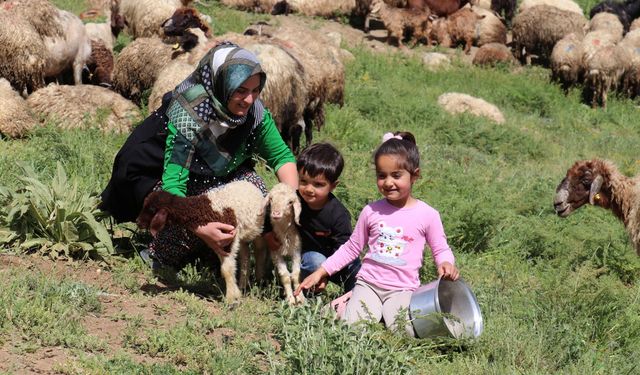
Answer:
409;278;483;339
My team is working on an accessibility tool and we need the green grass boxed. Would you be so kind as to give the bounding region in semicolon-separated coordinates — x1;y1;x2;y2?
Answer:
2;0;640;373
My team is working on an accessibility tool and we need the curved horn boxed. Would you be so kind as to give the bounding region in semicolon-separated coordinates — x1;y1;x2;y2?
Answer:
589;175;603;204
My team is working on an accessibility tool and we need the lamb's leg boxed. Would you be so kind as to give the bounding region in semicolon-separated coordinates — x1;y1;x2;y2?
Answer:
271;252;295;305
253;236;268;283
220;240;241;302
238;241;250;291
291;249;305;304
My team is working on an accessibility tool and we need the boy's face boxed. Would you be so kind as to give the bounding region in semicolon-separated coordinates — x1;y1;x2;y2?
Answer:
298;169;337;210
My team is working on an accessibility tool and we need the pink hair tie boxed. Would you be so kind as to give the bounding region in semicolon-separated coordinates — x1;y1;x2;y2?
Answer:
382;132;402;142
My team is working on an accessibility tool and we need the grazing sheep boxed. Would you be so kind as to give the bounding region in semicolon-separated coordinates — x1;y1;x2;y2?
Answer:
137;180;267;302
111;37;176;104
550;32;584;92
83;39;115;87
369;0;433;48
518;0;584;15
554;159;640;255
264;183;304;305
472;42;517;66
26;84;142;134
619;29;640;97
589;0;640;33
511;4;587;65
437;92;505;123
0;11;47;95
0;78;37;138
587;12;624;41
431;7;484;54
583;43;630;108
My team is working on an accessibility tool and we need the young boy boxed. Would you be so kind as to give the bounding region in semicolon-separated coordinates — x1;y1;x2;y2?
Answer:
292;142;361;294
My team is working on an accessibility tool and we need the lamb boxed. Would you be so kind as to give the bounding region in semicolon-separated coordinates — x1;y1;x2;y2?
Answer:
351;0;407;33
472;43;517;66
430;7;485;54
263;183;305;305
136;180;267;302
550;32;584;92
511;4;587;65
369;0;433;48
0;78;37;138
111;37;176;104
26;84;142;134
554;159;640;256
437;92;505;124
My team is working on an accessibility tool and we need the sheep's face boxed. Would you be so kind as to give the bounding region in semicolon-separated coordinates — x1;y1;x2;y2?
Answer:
267;183;301;226
554;160;603;217
137;191;171;236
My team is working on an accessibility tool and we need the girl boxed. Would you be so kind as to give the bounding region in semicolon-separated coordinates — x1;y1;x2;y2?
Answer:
294;131;459;336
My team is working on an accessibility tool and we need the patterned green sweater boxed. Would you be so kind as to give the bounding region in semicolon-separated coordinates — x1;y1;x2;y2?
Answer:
162;109;295;197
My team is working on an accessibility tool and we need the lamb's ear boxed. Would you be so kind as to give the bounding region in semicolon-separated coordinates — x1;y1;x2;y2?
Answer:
293;197;302;226
589;175;604;205
149;208;168;237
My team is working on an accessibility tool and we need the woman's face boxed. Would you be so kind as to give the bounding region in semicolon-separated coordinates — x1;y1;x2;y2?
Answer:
226;74;262;116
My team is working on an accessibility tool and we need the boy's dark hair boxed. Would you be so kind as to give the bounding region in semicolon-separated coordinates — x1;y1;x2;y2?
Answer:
374;131;420;176
297;142;344;183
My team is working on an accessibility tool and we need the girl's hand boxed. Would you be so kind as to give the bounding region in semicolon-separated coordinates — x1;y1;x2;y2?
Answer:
438;261;460;281
294;267;329;296
194;222;236;257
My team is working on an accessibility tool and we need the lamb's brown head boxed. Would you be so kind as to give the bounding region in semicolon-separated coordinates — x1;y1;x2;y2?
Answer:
137;191;173;236
162;7;211;38
554;159;612;217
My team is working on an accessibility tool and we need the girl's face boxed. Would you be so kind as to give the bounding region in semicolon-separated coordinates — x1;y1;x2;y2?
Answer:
227;74;262;116
375;154;418;208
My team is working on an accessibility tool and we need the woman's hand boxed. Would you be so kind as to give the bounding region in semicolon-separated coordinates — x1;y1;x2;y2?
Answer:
294;267;329;296
194;222;236;258
437;261;460;281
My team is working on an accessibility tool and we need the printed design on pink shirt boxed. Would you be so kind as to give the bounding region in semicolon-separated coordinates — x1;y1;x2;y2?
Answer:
371;221;407;266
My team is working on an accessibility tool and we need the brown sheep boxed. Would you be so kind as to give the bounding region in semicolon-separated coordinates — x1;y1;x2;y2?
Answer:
472;42;517;66
370;0;433;48
431;7;485;54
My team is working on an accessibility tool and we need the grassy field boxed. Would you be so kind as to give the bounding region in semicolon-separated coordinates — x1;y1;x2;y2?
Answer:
1;0;640;373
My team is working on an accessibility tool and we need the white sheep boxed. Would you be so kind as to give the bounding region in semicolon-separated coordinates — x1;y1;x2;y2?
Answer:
147;60;195;112
554;159;640;256
263;183;305;305
437;92;505;124
0;78;37;138
581;30;629;108
26;84;142;134
136;180;268;303
587;12;624;42
550;32;584;91
517;0;584;16
619;29;640;98
120;0;193;38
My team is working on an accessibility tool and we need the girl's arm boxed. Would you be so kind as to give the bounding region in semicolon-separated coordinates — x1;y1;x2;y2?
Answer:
321;206;370;275
427;211;459;280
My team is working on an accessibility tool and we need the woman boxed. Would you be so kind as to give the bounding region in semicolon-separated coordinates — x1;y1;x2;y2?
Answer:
101;42;298;270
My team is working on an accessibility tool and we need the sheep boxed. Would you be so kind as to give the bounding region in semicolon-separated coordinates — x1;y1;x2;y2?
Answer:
511;5;587;65
136;180;268;302
263;183;305;305
0;78;37;138
266;0;357;17
369;0;433;48
587;12;624;41
471;6;507;46
589;0;640;33
430;7;484;54
554;159;640;256
119;0;194;38
84;0;127;52
351;0;407;33
407;0;475;17
0;10;47;95
619;29;640;97
550;32;584;92
631;17;640;31
517;0;584;16
148;60;194;112
83;39;115;87
472;42;517;66
26;84;142;134
111;37;176;104
437;92;505;123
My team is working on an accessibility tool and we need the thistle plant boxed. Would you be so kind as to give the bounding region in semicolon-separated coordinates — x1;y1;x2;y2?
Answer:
0;162;114;260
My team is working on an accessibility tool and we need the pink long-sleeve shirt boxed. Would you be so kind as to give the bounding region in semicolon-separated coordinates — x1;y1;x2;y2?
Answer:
322;199;455;291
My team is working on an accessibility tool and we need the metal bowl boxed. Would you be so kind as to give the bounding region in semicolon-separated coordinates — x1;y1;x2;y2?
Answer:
409;277;483;339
